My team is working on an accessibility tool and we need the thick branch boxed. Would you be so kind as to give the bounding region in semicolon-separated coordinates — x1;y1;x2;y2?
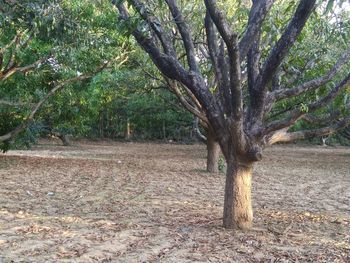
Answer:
301;111;341;126
205;0;242;119
0;56;47;81
239;0;274;59
205;12;230;114
250;0;316;124
266;115;350;145
246;30;261;125
117;3;188;82
204;0;236;46
130;0;176;57
258;0;316;89
165;0;199;72
0;100;33;107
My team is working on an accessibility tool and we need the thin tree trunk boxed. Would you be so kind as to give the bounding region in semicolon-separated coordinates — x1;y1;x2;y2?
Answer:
206;130;220;173
125;118;131;140
162;120;166;140
223;160;253;229
99;112;104;138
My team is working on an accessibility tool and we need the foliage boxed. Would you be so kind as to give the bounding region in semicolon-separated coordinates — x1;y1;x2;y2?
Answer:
0;0;127;150
1;0;350;153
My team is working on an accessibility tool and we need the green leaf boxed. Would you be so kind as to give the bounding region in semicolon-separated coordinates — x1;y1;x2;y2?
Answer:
325;0;334;15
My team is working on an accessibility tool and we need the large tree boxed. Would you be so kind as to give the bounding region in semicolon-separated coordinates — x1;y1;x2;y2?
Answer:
0;0;125;149
115;0;350;229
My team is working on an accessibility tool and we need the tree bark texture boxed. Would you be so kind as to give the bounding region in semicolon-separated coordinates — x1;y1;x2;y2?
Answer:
223;161;253;229
206;130;220;173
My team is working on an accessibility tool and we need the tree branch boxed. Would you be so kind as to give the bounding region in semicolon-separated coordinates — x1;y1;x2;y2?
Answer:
165;0;199;72
263;73;350;135
239;0;275;59
265;115;350;145
130;0;176;57
301;111;341;126
0;56;47;81
250;0;316;124
258;0;316;89
0;100;33;107
246;30;261;127
204;0;242;119
205;12;231;114
268;48;350;104
167;80;208;123
193;116;207;143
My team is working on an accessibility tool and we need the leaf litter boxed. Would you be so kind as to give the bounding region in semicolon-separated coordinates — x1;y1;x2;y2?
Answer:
0;140;349;262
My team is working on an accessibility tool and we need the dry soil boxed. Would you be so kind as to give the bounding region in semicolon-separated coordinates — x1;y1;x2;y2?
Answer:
0;140;349;262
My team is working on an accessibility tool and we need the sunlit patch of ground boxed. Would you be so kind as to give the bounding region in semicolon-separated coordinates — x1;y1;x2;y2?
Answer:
0;140;349;262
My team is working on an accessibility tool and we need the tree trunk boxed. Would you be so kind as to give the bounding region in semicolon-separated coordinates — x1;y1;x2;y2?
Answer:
206;131;220;173
51;131;71;146
223;160;253;229
59;134;71;146
321;136;328;146
125;118;131;140
162;120;166;140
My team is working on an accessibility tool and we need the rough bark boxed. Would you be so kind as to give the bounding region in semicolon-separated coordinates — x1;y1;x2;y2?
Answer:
206;130;220;173
193;117;220;173
223;160;253;229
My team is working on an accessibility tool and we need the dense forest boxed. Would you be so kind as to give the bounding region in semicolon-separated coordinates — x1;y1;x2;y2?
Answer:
0;0;195;150
1;0;349;151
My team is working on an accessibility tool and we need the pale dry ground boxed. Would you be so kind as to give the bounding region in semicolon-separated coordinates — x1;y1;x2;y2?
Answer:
0;140;349;263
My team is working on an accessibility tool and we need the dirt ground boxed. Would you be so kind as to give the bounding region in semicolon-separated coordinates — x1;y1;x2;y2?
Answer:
0;140;349;263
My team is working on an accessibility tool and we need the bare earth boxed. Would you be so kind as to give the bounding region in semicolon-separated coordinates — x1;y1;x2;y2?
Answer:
0;141;349;262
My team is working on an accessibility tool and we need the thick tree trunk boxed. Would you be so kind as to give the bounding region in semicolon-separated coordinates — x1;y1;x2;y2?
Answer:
206;130;220;173
223;160;253;229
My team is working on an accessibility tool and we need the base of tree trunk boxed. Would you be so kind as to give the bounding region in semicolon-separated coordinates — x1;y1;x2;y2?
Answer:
51;132;71;146
223;162;253;229
206;132;220;173
59;134;71;146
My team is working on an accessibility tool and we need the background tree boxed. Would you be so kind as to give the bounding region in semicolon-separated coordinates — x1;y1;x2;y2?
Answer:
115;0;350;229
135;59;222;172
0;0;127;150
